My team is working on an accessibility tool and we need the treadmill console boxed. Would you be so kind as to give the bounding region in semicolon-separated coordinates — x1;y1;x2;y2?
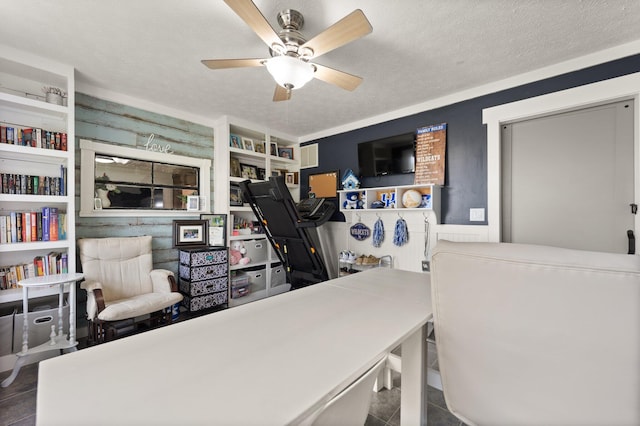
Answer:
297;198;326;219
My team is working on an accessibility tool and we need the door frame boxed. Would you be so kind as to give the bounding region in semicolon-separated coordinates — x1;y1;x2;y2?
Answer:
483;72;640;243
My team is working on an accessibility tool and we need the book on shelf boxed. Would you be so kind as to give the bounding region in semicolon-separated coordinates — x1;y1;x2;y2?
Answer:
0;173;65;195
58;213;67;241
0;252;58;290
24;211;31;242
16;212;23;242
10;212;17;243
0;124;68;150
0;207;66;245
22;128;33;147
30;212;37;242
42;207;50;241
50;208;59;241
0;216;6;244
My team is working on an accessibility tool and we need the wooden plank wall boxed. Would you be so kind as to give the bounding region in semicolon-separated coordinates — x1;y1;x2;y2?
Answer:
74;93;215;275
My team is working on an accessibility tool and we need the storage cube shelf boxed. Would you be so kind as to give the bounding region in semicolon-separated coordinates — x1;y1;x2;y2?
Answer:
338;184;441;222
213;117;298;307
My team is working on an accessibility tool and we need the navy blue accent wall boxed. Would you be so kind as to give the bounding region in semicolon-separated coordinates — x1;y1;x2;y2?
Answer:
301;54;640;224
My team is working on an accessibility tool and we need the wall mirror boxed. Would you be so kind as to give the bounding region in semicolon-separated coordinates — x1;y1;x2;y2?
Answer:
80;139;211;217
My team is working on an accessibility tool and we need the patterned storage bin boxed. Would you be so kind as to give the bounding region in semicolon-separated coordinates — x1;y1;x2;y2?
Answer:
182;291;227;312
179;263;227;281
179;276;228;297
180;249;227;267
179;247;229;312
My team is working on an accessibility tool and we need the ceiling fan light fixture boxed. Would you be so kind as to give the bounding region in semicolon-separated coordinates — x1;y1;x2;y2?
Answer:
265;55;314;90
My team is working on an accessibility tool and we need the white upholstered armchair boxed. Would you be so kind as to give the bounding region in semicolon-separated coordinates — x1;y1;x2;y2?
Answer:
431;241;640;426
78;235;183;343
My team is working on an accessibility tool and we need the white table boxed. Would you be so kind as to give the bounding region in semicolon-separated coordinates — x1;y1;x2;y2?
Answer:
37;268;432;425
1;272;83;388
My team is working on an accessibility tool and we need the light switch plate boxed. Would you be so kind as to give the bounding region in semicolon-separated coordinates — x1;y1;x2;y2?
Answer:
470;208;485;222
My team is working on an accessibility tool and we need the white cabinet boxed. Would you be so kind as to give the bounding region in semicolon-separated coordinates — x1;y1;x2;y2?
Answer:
338;184;441;222
0;48;76;304
213;117;299;306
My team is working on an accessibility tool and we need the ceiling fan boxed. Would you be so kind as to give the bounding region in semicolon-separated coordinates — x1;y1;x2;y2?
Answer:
202;0;373;101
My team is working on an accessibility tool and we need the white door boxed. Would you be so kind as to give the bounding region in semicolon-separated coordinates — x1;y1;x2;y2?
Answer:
501;100;635;253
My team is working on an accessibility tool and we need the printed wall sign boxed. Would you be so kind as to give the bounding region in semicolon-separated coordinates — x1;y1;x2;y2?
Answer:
350;222;371;241
414;123;446;185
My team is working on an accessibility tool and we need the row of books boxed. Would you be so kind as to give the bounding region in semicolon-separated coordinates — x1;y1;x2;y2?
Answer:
0;252;69;290
1;168;67;196
0;208;67;244
0;125;68;151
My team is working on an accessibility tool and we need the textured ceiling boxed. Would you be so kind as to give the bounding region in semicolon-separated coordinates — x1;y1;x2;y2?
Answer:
2;0;640;140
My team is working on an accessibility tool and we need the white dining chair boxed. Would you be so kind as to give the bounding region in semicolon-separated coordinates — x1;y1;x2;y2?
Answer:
300;356;387;426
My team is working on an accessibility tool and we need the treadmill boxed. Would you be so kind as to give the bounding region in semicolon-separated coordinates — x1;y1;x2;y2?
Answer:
239;176;335;289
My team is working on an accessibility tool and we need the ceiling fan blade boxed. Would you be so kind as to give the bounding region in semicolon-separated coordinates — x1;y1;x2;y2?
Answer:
313;64;363;91
300;9;372;59
224;0;283;50
273;85;291;102
201;58;265;69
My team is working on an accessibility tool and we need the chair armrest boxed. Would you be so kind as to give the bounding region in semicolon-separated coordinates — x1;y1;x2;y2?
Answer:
80;280;102;292
150;269;177;293
79;280;105;319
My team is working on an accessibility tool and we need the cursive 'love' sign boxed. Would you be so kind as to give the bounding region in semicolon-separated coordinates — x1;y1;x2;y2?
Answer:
143;133;173;154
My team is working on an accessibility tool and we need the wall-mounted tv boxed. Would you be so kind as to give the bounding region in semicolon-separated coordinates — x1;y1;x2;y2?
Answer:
357;132;416;177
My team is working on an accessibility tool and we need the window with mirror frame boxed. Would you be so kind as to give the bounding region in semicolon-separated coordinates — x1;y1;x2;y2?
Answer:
79;139;211;217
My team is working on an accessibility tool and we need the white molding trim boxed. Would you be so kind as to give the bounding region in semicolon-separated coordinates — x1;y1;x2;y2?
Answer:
483;72;640;242
300;40;640;143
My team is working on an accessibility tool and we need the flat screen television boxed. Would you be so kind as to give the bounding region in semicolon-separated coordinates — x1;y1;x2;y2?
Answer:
357;132;416;177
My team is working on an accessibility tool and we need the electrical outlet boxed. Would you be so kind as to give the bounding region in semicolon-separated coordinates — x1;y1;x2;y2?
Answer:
470;208;485;222
422;260;430;272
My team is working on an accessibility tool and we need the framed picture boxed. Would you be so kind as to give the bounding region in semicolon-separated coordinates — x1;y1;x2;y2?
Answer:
285;172;295;185
173;220;207;247
230;184;243;206
186;195;200;211
201;214;227;247
278;147;293;159
257;167;266;180
240;163;258;180
242;138;254;151
230;157;242;177
230;134;242;149
255;141;265;154
270;142;278;156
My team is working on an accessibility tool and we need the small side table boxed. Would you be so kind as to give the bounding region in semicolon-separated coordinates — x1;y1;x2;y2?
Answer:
1;272;83;387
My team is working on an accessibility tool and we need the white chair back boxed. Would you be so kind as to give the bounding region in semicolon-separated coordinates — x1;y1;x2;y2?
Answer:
302;356;387;426
79;235;154;302
431;241;640;426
